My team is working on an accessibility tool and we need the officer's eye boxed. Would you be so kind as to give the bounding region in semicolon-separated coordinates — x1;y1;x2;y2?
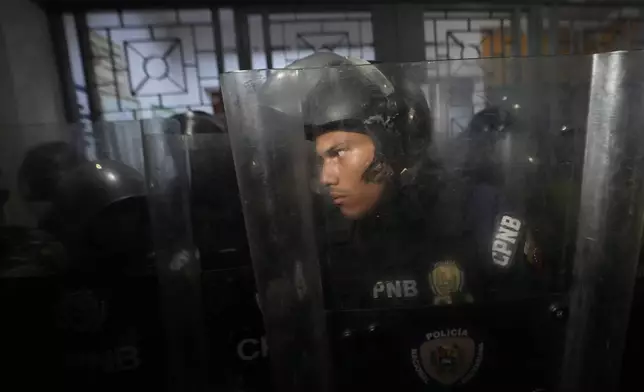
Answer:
329;147;347;158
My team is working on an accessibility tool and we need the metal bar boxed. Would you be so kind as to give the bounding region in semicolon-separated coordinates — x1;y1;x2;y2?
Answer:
527;5;542;56
211;7;225;76
234;8;252;70
548;5;559;55
444;27;450;59
242;4;371;14
270;17;369;24
396;4;426;62
561;50;644;392
490;28;495;58
47;12;79;123
500;18;505;58
578;24;585;54
262;10;273;69
569;18;575;54
74;13;102;122
511;7;522;57
433;19;439;60
99;22;218;30
358;19;364;58
372;5;398;62
627;19;632;50
190;25;206;106
281;18;287;63
106;29;122;112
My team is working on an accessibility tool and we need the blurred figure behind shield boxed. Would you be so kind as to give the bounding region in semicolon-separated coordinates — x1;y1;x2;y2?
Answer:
163;110;267;391
165;109;249;269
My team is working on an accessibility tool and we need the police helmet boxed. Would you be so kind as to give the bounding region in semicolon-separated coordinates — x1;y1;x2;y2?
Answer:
261;52;432;186
465;106;514;137
166;110;226;135
460;107;517;183
52;160;146;232
51;160;150;273
17;141;87;203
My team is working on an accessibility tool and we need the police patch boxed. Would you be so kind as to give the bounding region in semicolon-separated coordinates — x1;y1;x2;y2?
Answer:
411;328;484;386
491;214;524;268
56;289;106;333
429;261;466;305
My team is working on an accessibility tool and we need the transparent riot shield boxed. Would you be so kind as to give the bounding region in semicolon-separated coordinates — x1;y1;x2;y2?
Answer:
0;119;170;391
221;51;644;392
144;130;210;391
144;130;268;391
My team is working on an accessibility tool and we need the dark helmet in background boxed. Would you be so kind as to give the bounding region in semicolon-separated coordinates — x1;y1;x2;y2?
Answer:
166;110;226;135
465;106;514;137
162;110;248;267
17;141;87;203
53;160;146;228
51;160;150;275
163;110;229;189
461;106;515;185
162;109;237;205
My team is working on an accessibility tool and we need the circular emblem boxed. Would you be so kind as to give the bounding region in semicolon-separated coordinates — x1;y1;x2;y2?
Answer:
411;328;484;386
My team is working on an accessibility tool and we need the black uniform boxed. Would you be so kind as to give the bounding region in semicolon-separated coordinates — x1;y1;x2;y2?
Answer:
268;53;563;391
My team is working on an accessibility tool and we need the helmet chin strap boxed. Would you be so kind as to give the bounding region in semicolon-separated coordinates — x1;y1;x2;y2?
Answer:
362;157;394;184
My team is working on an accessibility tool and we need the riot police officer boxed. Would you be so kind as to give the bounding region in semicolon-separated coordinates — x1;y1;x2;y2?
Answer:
263;52;559;391
4;139;165;391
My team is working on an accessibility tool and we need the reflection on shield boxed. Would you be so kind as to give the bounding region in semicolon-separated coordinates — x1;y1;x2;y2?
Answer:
420;336;475;385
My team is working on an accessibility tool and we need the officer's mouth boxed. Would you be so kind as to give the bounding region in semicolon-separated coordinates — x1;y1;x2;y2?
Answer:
330;193;348;205
332;197;346;205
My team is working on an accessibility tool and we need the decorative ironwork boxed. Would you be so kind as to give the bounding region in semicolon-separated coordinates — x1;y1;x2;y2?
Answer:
423;11;509;137
266;12;374;67
424;10;512;61
298;32;349;51
422;6;644;137
68;6;644;124
82;9;226;121
556;7;644;55
68;9;375;121
125;38;186;95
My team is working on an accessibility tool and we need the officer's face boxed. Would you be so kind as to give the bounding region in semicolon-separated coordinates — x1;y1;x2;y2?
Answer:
315;131;385;220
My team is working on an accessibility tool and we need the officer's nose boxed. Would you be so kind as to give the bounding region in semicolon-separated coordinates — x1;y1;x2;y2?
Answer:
320;161;339;187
